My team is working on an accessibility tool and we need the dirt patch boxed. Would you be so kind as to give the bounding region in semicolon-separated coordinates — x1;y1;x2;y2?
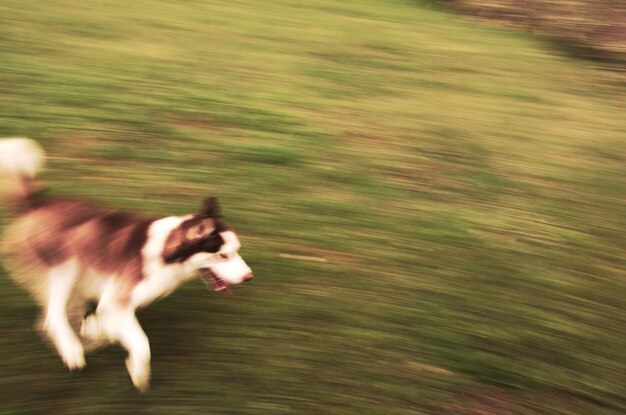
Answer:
437;0;625;67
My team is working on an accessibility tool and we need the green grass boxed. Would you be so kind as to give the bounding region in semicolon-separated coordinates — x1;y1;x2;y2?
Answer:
0;0;625;414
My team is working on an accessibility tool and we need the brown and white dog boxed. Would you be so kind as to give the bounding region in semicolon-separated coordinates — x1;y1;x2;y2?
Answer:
0;138;253;391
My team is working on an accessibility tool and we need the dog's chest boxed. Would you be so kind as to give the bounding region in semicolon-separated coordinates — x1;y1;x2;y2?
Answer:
131;260;187;308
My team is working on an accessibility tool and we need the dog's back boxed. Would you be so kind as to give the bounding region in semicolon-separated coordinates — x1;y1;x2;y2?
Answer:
9;197;154;279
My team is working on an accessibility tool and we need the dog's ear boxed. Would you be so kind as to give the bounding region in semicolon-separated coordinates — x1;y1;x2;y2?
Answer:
162;226;184;263
201;197;231;231
201;197;222;218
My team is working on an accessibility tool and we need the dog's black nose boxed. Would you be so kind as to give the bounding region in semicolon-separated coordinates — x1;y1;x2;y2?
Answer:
243;273;253;282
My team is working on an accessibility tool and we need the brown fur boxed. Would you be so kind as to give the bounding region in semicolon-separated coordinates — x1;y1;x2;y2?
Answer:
162;216;219;263
3;197;155;302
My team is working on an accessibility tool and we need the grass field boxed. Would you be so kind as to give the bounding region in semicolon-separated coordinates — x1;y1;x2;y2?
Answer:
0;0;625;414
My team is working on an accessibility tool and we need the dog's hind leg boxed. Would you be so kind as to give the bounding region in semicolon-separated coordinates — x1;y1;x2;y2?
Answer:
43;259;86;370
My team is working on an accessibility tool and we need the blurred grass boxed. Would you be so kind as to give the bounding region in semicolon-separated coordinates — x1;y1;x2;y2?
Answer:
0;0;625;414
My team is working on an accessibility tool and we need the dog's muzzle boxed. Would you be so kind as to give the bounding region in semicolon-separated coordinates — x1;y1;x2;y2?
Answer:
200;268;229;293
200;268;253;293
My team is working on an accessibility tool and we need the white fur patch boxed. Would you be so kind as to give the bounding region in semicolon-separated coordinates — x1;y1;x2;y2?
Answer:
133;216;192;308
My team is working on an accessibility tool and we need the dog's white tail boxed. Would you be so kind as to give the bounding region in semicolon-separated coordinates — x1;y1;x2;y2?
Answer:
0;138;45;202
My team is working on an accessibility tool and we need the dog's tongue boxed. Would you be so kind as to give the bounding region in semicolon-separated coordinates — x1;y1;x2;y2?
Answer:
200;269;230;294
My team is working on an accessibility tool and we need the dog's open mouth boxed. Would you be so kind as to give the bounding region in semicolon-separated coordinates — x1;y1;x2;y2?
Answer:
200;268;230;293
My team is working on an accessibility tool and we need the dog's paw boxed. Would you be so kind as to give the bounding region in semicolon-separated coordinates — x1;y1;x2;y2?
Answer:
60;339;86;371
126;356;151;392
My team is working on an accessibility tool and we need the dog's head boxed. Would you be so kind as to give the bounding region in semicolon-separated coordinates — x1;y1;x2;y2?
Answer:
162;197;252;292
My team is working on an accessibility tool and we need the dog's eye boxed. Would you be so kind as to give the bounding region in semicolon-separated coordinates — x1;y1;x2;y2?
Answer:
219;253;229;260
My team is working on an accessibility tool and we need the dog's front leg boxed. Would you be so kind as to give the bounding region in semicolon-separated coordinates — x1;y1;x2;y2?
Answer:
82;307;151;391
80;280;151;391
118;312;151;392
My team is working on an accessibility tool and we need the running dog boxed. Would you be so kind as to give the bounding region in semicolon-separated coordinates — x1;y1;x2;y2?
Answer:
0;138;253;391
